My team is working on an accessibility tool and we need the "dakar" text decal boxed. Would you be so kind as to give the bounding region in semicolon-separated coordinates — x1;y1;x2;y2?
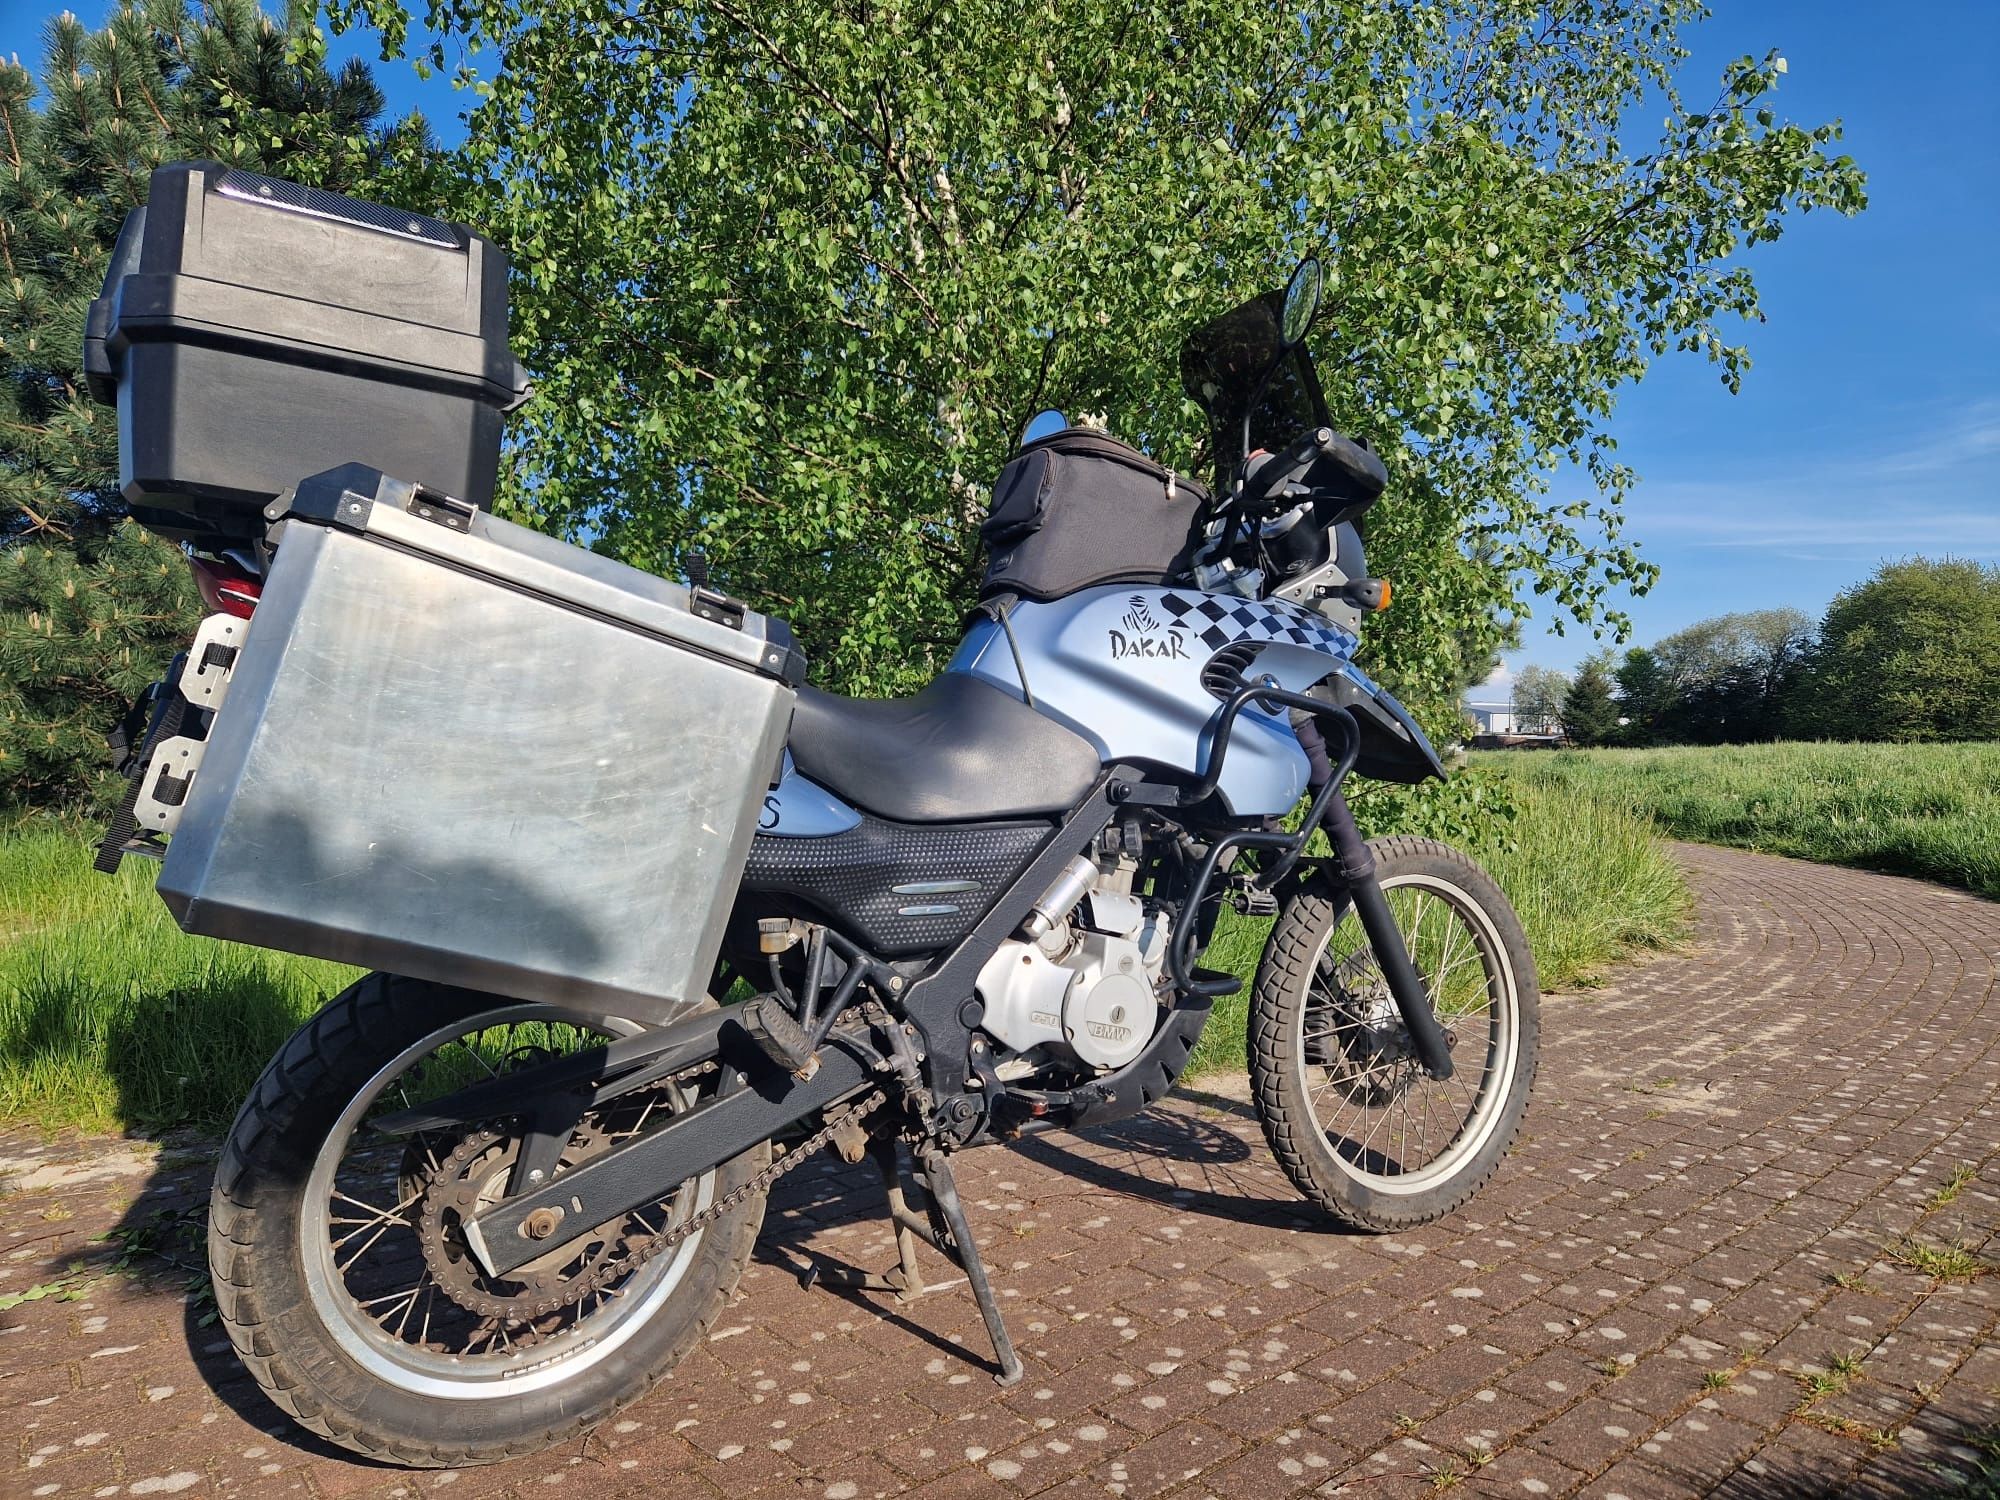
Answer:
1109;595;1191;661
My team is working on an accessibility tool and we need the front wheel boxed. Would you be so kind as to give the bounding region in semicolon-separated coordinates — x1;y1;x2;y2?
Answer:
207;974;769;1466
1249;836;1539;1231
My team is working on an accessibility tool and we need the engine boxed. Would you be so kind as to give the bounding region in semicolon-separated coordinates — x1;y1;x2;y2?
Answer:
974;885;1172;1071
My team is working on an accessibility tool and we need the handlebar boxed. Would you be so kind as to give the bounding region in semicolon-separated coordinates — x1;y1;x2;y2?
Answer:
1191;422;1389;604
1235;427;1387;520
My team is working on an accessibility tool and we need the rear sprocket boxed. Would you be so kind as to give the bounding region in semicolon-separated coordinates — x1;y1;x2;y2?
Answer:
415;1123;647;1323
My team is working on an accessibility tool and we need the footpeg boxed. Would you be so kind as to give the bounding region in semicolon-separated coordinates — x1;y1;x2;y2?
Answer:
738;994;821;1079
1230;879;1279;917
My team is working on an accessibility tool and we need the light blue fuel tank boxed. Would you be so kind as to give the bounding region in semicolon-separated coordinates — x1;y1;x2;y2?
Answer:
946;585;1359;818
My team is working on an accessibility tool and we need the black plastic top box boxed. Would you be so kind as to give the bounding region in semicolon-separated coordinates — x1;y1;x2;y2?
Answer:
85;160;530;546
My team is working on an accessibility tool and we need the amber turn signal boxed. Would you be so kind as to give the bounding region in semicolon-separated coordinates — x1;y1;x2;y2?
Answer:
1335;577;1391;611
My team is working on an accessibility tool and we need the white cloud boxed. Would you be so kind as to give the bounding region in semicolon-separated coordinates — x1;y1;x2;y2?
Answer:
1461;661;1514;707
1603;397;2000;560
1638;501;2000;553
1854;400;2000;482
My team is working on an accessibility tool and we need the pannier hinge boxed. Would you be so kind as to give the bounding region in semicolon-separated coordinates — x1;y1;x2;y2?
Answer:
690;584;747;630
406;486;480;533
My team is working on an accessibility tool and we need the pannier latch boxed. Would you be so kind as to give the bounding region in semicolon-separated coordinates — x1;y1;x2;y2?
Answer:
407;487;480;533
178;613;248;711
133;735;208;837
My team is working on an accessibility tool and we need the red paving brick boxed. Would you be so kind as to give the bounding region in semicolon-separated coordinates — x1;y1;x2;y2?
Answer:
1;844;1995;1497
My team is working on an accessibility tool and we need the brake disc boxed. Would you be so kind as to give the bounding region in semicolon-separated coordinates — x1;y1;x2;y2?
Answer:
1308;949;1414;1107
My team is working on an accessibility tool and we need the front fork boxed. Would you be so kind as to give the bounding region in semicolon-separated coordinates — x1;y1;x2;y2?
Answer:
1317;791;1455;1081
1288;702;1453;1082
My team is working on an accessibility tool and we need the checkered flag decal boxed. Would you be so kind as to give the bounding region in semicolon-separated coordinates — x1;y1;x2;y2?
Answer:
1155;591;1351;657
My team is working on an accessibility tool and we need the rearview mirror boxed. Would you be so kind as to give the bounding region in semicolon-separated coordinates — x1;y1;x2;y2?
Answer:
1280;258;1323;349
1021;409;1068;445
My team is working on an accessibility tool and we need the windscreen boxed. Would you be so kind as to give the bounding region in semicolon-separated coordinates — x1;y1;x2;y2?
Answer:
1179;293;1331;495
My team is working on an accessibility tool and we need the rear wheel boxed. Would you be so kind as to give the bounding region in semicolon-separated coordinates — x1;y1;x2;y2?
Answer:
208;974;768;1466
1249;837;1539;1231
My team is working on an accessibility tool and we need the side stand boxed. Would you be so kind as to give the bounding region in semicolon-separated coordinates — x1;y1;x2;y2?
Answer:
915;1145;1025;1387
801;1135;1025;1385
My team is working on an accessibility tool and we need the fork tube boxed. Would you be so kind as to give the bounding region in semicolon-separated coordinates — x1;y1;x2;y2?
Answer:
1325;795;1454;1082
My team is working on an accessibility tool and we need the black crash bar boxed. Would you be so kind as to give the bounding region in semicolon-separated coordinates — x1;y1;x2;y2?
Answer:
1169;676;1453;1081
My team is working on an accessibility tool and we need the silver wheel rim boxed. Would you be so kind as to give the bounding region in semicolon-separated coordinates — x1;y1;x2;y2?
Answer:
1294;872;1520;1195
299;1004;714;1400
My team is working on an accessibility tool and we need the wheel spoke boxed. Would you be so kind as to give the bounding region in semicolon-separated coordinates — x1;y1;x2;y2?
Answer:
377;1285;422;1334
330;1186;399;1220
453;1037;501;1080
1353;1062;1403;1163
334;1216;404;1274
1434;917;1471;995
1291;877;1516;1186
329;1186;423;1253
355;1285;423;1310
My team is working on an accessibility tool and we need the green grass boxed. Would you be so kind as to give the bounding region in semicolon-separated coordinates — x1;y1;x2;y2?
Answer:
1925;1164;1978;1211
1186;776;1691;1076
1477;741;2000;900
1886;1235;1997;1283
1;773;1690;1129
0;824;358;1134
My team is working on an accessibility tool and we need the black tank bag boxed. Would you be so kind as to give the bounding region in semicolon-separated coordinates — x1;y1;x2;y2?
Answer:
979;429;1210;601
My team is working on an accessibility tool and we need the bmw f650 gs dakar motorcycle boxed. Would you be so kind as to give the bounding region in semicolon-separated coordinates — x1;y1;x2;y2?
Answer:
90;163;1537;1466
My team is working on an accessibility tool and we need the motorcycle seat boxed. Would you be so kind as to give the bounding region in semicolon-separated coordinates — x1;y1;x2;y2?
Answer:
788;673;1101;823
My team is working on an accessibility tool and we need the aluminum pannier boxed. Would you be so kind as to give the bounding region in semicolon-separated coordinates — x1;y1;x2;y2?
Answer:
146;465;802;1027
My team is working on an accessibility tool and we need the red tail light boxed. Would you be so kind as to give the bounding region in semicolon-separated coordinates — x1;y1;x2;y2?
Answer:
188;554;263;618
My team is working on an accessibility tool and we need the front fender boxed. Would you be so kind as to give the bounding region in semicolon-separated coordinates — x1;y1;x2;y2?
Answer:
1319;663;1446;784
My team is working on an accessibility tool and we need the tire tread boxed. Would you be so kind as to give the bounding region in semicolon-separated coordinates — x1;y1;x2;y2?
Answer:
206;973;764;1467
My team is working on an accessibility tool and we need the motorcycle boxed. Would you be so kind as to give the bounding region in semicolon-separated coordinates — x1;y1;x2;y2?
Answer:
103;231;1538;1464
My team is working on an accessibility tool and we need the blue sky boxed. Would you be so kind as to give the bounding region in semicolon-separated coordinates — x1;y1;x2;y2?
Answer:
8;3;1995;705
1482;2;2000;696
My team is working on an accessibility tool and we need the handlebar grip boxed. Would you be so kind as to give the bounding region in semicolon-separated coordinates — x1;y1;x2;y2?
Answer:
1235;429;1388;518
1317;431;1387;499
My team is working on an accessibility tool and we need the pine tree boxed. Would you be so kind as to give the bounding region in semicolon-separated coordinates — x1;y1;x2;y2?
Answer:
0;1;427;811
1560;653;1622;747
1614;647;1670;746
0;525;198;809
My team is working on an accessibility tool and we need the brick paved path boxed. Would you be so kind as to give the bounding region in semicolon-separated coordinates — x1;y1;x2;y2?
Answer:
2;844;1995;1499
